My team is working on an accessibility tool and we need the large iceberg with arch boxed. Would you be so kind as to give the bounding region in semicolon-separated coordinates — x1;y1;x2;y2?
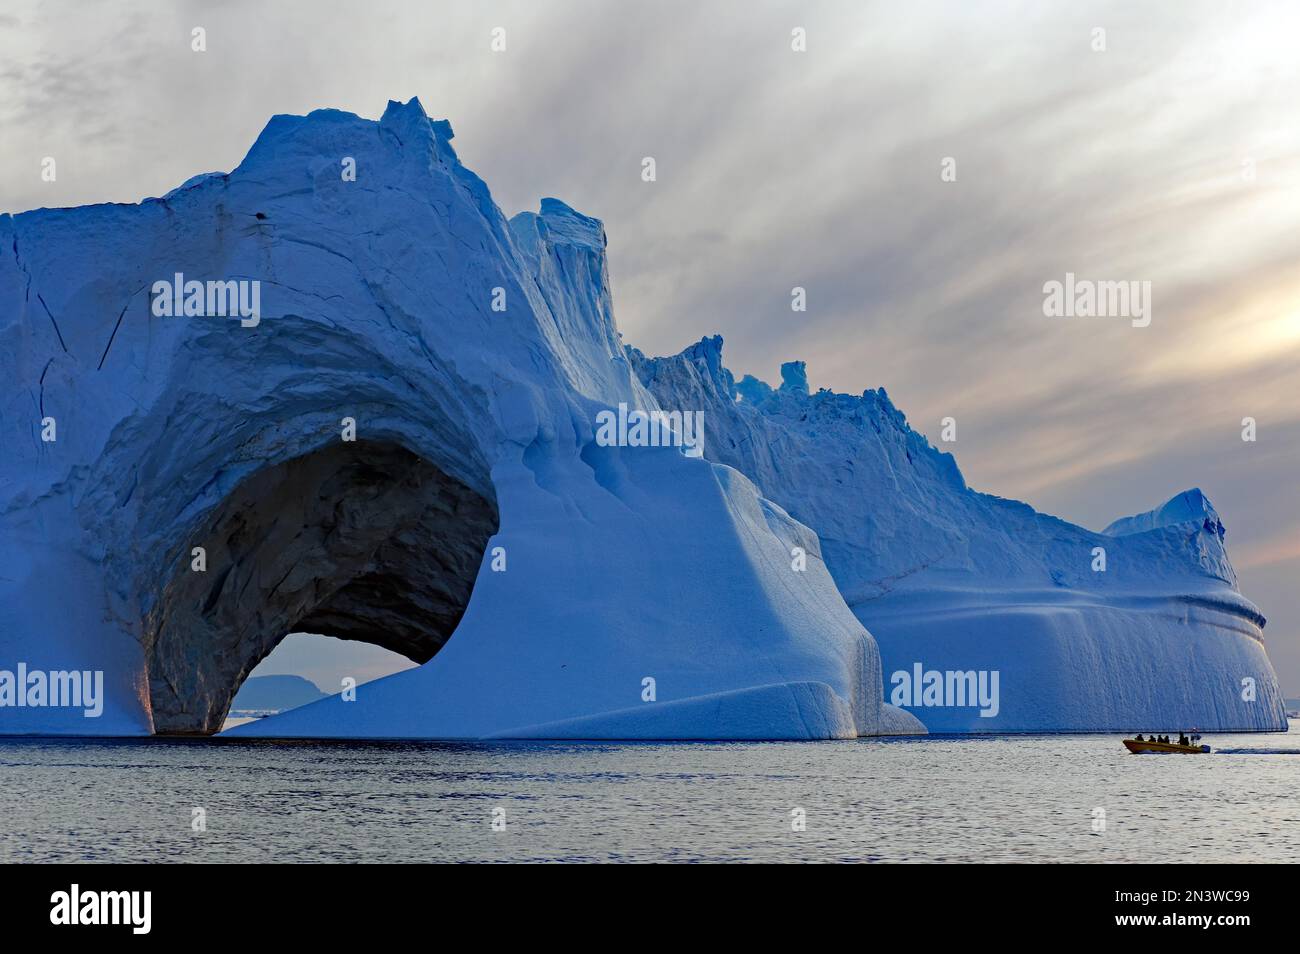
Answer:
0;98;1285;739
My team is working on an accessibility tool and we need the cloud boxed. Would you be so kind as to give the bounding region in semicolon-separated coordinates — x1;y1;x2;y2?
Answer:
2;0;1296;687
1235;537;1300;572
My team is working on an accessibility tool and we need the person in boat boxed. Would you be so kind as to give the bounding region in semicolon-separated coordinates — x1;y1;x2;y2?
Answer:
1178;733;1189;746
1134;734;1145;742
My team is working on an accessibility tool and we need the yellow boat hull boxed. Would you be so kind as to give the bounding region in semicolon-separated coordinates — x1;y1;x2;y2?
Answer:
1123;739;1210;754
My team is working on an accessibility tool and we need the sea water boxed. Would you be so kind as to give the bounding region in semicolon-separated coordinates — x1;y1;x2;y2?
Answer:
1;728;1296;863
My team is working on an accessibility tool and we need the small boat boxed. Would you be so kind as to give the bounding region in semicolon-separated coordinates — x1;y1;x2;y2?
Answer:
1123;737;1210;754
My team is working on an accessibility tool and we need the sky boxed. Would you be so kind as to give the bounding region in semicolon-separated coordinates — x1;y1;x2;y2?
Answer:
250;634;415;693
3;1;1297;692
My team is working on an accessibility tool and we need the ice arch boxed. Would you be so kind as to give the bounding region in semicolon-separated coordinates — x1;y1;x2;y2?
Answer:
0;97;914;740
143;439;498;734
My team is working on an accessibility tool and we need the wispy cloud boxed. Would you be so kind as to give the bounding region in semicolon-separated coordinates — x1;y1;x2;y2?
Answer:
1;0;1295;686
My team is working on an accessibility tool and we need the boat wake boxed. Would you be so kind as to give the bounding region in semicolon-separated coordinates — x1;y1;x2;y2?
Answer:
1213;747;1300;755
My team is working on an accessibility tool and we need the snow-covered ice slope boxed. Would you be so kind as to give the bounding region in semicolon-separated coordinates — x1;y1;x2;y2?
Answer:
633;337;1288;733
0;99;922;740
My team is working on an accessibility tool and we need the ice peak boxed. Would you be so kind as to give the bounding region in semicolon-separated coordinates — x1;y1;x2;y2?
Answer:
381;95;430;125
680;334;725;369
534;198;606;250
1103;488;1224;538
735;374;772;404
779;360;808;395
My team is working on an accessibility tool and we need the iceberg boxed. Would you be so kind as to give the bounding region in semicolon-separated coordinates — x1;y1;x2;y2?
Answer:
0;99;919;740
632;337;1287;732
0;99;1283;739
